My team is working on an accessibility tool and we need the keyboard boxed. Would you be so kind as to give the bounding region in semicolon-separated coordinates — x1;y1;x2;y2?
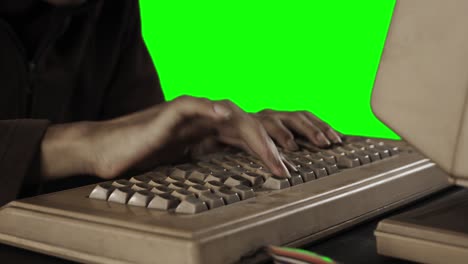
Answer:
0;136;450;264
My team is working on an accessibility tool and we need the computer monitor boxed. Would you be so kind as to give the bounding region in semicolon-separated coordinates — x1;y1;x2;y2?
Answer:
371;0;468;187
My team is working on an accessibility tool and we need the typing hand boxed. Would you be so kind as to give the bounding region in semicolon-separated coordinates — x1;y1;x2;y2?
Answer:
253;109;342;150
40;96;291;180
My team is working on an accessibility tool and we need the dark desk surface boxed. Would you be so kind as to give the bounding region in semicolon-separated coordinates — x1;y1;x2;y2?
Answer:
0;187;460;264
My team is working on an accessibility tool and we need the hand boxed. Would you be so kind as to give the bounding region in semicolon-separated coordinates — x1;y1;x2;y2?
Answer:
253;109;342;151
40;96;291;180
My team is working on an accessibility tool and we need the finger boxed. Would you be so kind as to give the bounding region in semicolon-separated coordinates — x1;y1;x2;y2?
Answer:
257;116;299;151
280;153;298;172
302;112;342;144
281;113;331;148
217;101;290;177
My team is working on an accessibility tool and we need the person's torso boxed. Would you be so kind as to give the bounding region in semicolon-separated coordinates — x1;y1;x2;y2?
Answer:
0;0;149;123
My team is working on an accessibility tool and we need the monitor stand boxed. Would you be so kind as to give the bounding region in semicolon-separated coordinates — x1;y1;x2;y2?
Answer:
375;188;468;264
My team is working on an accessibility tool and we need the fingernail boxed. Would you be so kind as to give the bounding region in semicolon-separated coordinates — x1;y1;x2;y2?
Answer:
327;129;342;144
277;164;291;178
317;133;331;147
281;154;298;172
286;139;299;151
213;104;232;118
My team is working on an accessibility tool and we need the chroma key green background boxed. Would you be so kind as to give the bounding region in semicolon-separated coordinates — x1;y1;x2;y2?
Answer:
139;0;398;139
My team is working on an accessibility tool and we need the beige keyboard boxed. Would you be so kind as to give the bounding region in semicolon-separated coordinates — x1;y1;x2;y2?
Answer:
0;137;451;264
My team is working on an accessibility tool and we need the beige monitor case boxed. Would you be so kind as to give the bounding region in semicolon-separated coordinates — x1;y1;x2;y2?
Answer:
371;0;468;187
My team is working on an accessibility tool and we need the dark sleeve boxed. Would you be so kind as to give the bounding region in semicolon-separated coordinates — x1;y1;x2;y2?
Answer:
100;1;165;119
0;120;49;206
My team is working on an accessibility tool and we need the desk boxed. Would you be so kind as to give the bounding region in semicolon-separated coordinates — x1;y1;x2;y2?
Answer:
1;188;458;264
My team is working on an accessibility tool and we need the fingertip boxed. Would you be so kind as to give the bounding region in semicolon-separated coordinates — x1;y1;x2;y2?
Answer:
326;128;342;144
316;132;331;148
286;139;299;151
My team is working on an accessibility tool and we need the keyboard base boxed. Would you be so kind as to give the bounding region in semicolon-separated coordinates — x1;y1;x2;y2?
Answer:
0;147;451;264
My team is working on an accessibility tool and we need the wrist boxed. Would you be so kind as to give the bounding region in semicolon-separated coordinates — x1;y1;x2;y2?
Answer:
40;121;97;180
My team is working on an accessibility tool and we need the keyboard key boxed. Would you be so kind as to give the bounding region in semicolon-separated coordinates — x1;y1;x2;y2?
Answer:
216;160;242;170
148;193;180;210
165;175;184;183
204;173;229;183
131;182;151;191
325;149;346;157
128;190;154;207
171;189;196;200
241;162;264;172
363;149;381;162
129;174;152;184
316;152;337;163
352;151;371;165
184;178;205;186
170;164;196;179
224;175;251;187
253;168;273;178
337;155;360;168
215;188;241;204
108;187;135;204
297;167;316;182
225;156;250;167
196;162;226;172
204;181;225;192
89;183;115;200
152;166;170;175
230;185;255;200
187;185;212;197
263;176;290;190
149;171;169;179
168;182;188;190
175;197;208;214
295;157;313;167
388;146;400;155
309;164;328;178
111;179;132;188
317;162;339;175
198;193;225;209
150;186;172;195
240;172;265;186
372;146;391;158
148;178;169;187
245;155;263;165
187;168;212;181
287;173;304;186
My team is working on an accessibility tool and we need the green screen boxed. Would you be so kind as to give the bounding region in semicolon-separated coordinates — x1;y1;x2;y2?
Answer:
140;0;398;139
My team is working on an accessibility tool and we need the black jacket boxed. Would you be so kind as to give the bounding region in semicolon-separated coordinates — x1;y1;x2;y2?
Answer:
0;0;165;205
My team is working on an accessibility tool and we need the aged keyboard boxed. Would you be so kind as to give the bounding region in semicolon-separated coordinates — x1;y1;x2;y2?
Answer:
0;137;451;264
88;138;399;214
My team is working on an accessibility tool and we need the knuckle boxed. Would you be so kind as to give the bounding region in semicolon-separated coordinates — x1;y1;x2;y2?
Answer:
171;95;192;107
321;123;331;130
174;95;192;102
259;108;274;114
261;115;278;124
220;99;238;109
312;129;324;138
